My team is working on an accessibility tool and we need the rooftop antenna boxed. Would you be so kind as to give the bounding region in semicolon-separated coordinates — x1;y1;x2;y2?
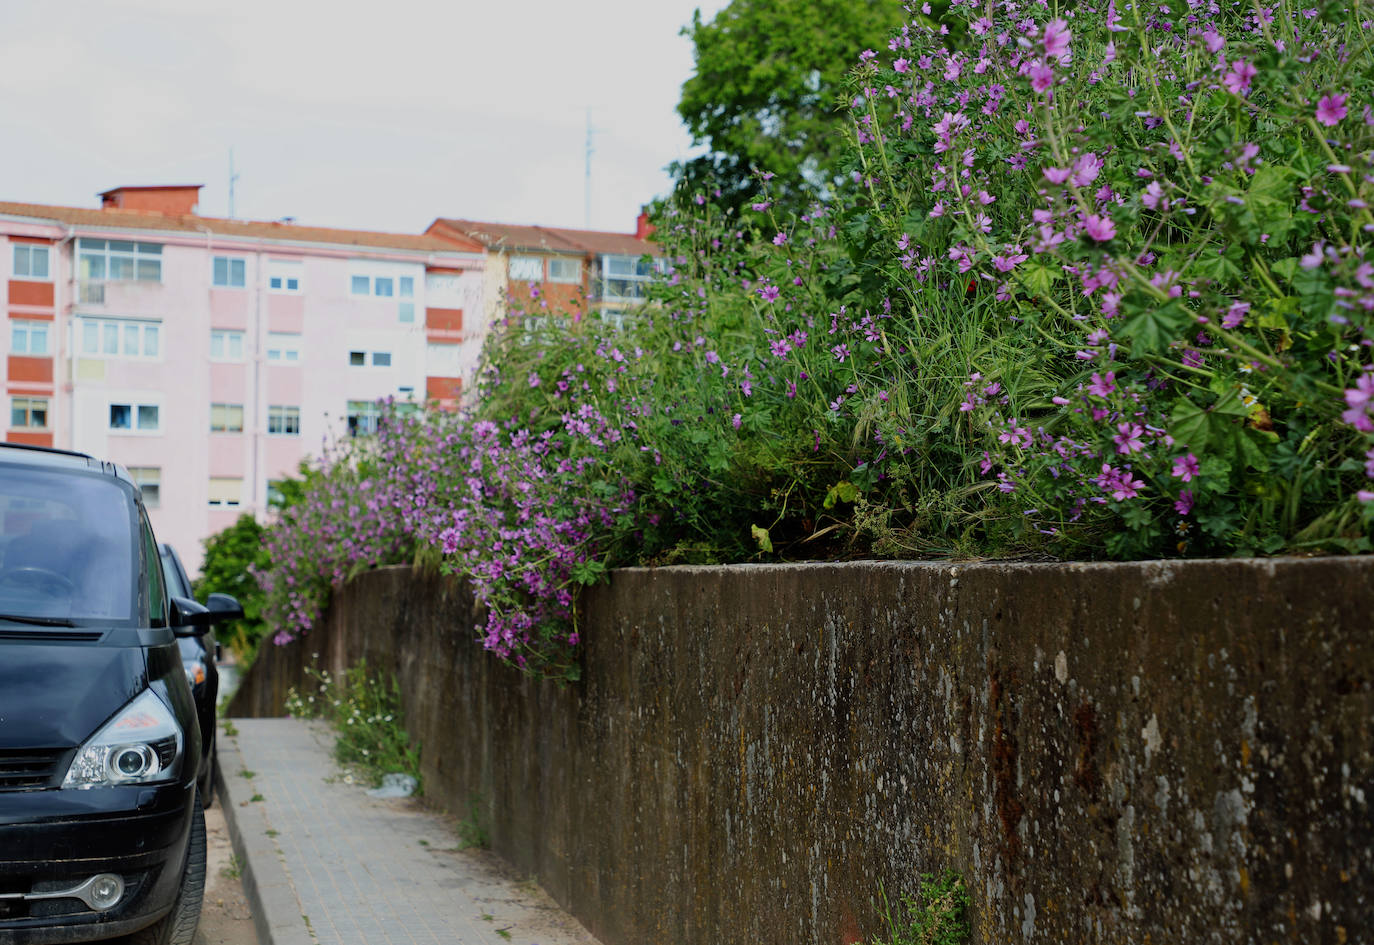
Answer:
228;148;240;218
584;109;594;229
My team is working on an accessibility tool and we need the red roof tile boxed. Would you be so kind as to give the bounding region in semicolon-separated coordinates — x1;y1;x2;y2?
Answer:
430;218;660;257
0;200;470;254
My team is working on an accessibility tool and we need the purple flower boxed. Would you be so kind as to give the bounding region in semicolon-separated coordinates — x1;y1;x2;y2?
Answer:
894;57;911;73
731;413;742;430
1113;422;1145;454
1071;152;1102;187
1172;453;1199;482
1342;371;1374;431
1043;18;1072;62
1028;62;1055;93
759;284;781;302
527;372;541;388
773;232;788;246
1316;93;1349;126
1043;166;1072;184
1223;60;1257;96
1174;490;1195;516
1087;371;1117;398
1083;213;1116;242
831;343;851;363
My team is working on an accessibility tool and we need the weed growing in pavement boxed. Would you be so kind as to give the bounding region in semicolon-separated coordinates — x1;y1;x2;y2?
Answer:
457;794;490;850
870;873;969;945
219;856;242;881
221;720;239;738
284;660;422;792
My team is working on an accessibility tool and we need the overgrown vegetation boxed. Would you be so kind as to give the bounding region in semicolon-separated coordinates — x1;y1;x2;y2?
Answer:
284;660;422;791
870;873;970;945
251;0;1374;678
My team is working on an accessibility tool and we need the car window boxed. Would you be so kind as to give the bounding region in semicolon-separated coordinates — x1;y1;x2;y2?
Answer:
141;512;166;626
0;464;137;623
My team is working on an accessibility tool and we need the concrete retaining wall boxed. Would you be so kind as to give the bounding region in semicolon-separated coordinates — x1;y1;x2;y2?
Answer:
231;558;1374;945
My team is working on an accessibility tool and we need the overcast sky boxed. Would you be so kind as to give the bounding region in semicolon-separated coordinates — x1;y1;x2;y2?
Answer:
0;0;731;236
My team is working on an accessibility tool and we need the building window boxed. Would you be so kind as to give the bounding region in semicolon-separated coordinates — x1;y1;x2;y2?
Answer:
599;254;661;302
346;400;381;437
398;303;415;323
109;402;160;432
266;479;286;508
267;259;302;293
426;341;462;377
12;245;50;280
10;320;50;356
348;350;366;366
371;352;392;367
266;332;302;363
209;403;245;433
77;318;160;359
548;257;582;284
599;309;632;332
210;329;245;361
212;256;247;288
398;276;415;322
351;274;414;297
508;256;543;281
267;405;300;436
208;477;242;508
78;239;162;283
10;397;48;429
128;466;161;507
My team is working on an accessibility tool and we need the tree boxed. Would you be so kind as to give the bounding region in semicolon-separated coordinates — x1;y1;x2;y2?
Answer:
674;0;903;213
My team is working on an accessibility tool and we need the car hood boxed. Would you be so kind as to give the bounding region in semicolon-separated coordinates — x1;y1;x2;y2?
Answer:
0;638;149;749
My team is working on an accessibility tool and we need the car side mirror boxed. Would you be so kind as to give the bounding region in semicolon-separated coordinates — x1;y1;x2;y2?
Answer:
169;596;213;636
206;592;245;622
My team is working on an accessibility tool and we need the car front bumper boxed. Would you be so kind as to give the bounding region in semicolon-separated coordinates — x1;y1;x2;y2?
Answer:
0;780;194;945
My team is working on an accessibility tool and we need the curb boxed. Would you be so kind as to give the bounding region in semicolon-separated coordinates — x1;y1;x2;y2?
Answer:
215;721;315;945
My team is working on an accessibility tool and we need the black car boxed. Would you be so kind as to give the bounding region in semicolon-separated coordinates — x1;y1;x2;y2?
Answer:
158;544;221;807
0;445;239;945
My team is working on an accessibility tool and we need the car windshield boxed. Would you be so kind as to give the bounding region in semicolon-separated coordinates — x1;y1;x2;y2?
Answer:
0;464;136;624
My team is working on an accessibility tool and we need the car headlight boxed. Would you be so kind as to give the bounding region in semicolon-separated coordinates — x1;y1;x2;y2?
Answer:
62;689;183;789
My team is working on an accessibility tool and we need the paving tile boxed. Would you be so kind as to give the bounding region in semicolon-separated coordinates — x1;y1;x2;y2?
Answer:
219;717;602;945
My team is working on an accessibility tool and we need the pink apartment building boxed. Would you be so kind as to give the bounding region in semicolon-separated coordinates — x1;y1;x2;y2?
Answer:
0;185;487;574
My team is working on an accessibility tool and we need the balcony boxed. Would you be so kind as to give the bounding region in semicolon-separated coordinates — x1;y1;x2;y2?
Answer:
75;279;163;312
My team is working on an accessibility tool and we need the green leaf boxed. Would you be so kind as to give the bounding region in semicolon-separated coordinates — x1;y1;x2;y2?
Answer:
1246;165;1299;242
570;559;607;586
1121;298;1191;355
1019;262;1056;297
750;524;773;553
823;480;859;509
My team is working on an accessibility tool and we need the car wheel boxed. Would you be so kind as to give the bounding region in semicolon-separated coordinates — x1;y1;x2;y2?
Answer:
198;731;216;809
131;793;206;945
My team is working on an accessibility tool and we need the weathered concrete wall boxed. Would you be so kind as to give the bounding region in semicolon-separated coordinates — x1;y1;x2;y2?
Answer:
232;558;1374;945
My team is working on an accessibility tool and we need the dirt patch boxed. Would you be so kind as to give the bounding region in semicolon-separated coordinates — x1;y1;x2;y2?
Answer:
194;800;258;945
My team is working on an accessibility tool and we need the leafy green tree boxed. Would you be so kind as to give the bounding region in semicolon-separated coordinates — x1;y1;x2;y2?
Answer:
674;0;903;213
195;513;270;660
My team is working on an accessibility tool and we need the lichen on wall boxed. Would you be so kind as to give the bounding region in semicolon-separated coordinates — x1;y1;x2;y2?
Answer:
233;557;1374;945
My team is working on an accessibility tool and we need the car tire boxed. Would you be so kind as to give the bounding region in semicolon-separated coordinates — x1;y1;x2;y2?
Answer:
131;793;206;945
198;731;216;809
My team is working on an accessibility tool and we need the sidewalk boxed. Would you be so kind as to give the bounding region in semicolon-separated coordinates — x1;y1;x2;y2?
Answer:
216;718;603;945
